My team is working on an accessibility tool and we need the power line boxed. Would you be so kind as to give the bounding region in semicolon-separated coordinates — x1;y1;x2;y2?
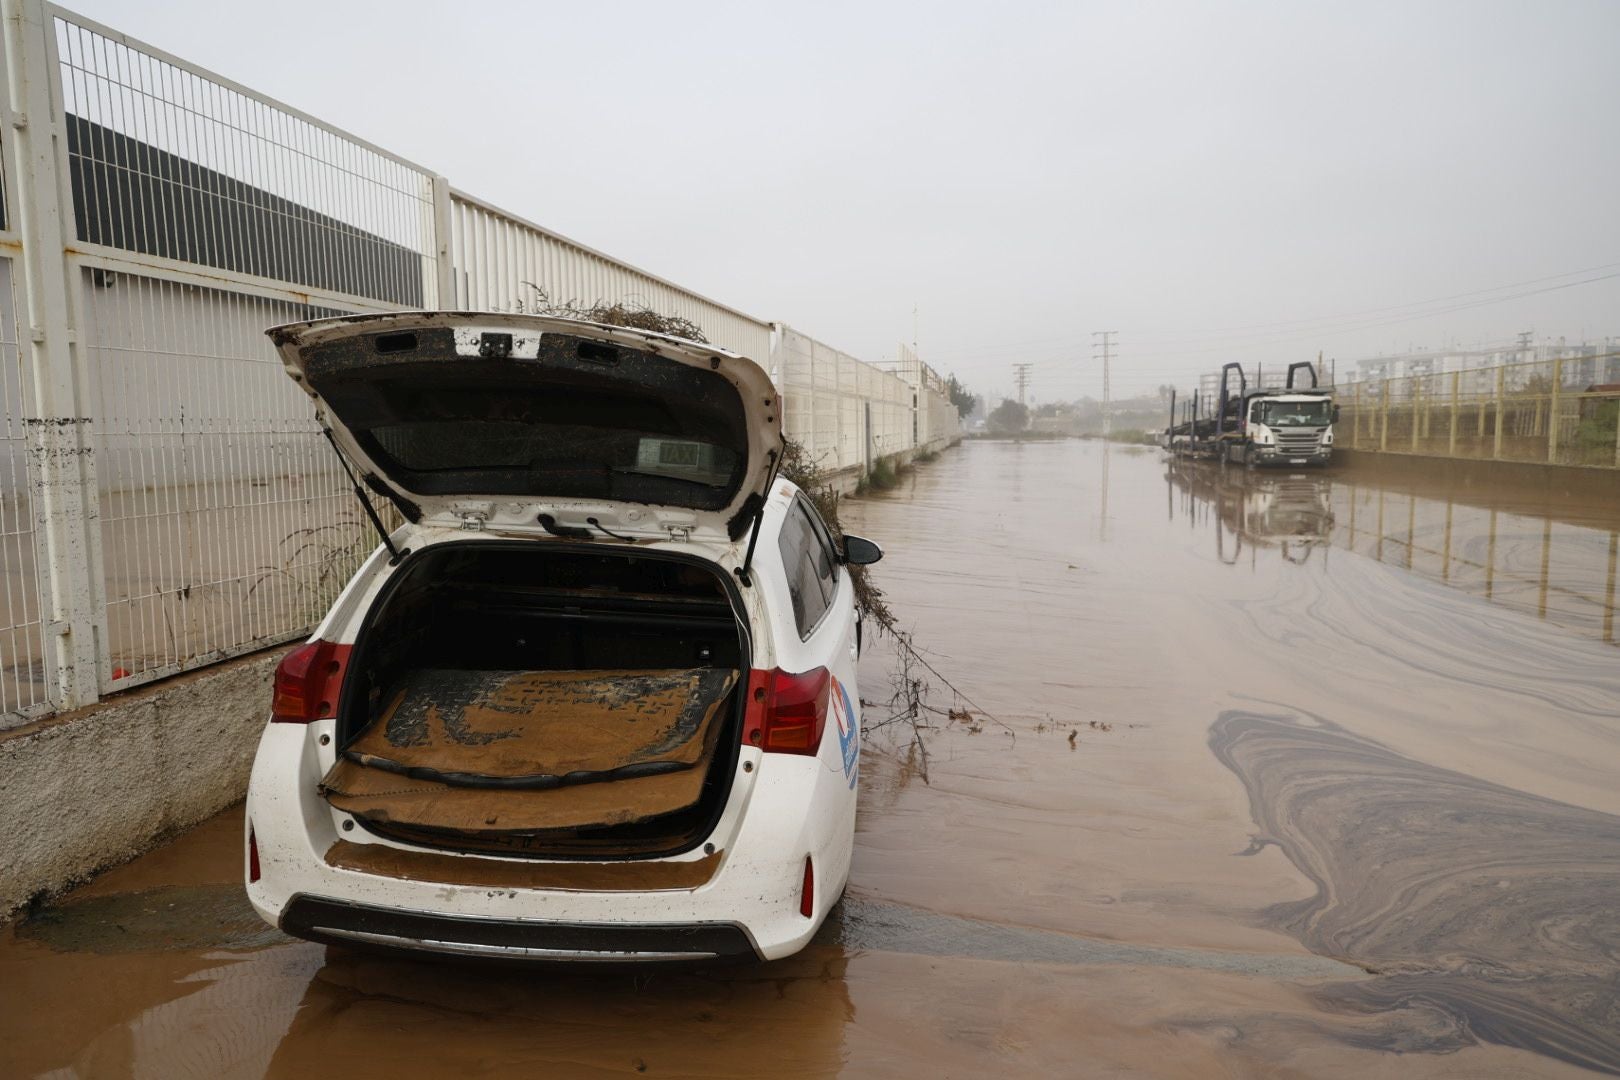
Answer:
1127;263;1620;344
915;260;1620;363
935;274;1620;373
1024;329;1546;390
1121;273;1620;357
1027;344;1620;402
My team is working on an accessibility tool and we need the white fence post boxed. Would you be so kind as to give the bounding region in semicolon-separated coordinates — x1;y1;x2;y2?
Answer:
806;338;816;465
4;0;101;709
430;175;455;307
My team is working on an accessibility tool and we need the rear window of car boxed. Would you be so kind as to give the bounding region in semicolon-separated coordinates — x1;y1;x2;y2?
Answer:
302;330;751;511
372;423;739;490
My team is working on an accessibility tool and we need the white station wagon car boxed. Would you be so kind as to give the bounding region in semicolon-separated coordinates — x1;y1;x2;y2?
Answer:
244;311;880;963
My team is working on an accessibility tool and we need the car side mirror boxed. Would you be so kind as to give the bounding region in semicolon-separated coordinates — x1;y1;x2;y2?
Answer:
1331;405;1341;424
842;535;884;566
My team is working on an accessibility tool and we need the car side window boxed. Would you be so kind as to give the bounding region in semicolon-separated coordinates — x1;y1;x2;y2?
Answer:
799;498;841;587
778;498;833;638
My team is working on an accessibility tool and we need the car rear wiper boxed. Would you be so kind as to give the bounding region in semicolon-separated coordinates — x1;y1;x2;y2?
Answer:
537;514;593;540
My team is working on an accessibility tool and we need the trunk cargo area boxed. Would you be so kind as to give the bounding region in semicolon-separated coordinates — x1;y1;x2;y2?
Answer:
324;543;747;858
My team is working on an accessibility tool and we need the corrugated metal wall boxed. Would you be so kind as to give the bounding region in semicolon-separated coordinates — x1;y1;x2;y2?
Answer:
447;192;774;362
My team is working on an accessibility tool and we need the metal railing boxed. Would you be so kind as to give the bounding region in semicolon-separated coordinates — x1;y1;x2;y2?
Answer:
0;0;962;728
1338;354;1620;468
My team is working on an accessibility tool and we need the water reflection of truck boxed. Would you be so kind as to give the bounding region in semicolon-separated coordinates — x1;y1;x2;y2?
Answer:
1165;458;1334;563
1164;361;1338;467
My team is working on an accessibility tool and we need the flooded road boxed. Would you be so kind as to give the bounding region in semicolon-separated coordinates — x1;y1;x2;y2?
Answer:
5;439;1619;1078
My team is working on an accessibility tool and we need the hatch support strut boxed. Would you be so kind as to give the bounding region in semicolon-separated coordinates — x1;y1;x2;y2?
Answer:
735;447;782;588
323;427;406;565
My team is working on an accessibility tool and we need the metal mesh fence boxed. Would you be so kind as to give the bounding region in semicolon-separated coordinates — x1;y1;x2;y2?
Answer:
0;259;48;717
41;8;442;696
81;270;367;689
1339;354;1620;468
54;13;436;306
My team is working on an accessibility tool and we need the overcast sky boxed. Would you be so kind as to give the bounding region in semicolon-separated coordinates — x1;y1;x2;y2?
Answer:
77;0;1620;404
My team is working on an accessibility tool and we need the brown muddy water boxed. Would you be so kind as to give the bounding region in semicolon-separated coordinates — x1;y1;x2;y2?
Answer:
4;439;1619;1078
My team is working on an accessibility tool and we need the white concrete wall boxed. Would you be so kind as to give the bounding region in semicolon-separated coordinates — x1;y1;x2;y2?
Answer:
0;644;288;916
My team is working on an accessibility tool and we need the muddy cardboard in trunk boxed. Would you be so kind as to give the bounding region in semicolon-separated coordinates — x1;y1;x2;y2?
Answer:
321;759;723;833
353;667;736;781
319;667;738;833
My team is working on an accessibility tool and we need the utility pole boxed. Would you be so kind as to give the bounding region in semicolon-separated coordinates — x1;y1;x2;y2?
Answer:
1092;331;1117;436
1011;362;1034;407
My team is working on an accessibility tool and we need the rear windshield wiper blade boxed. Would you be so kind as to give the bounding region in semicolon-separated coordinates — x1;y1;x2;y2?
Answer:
537;513;593;540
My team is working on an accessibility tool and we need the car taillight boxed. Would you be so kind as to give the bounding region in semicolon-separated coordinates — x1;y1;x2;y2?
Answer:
799;855;815;918
743;667;830;755
247;824;261;884
270;640;351;724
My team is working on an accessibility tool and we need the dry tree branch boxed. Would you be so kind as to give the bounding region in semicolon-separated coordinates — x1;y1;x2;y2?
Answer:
861;631;934;783
520;282;711;344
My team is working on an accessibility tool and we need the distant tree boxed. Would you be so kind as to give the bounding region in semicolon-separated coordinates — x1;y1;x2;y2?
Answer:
1034;402;1062;418
947;374;978;418
987;398;1029;434
1157;383;1175;402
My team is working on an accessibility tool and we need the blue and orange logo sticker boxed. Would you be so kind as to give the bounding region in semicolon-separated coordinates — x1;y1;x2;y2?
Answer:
830;675;859;788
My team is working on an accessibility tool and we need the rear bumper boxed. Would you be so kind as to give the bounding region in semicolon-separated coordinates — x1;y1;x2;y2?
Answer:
246;720;855;962
281;894;760;963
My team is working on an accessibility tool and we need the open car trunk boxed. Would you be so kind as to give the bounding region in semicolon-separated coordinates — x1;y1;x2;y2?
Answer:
323;542;748;859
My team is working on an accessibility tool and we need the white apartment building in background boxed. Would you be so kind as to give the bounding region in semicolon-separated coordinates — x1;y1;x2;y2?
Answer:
1346;337;1620;398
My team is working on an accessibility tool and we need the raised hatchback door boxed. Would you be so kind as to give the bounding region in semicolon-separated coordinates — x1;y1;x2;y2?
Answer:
268;312;783;540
